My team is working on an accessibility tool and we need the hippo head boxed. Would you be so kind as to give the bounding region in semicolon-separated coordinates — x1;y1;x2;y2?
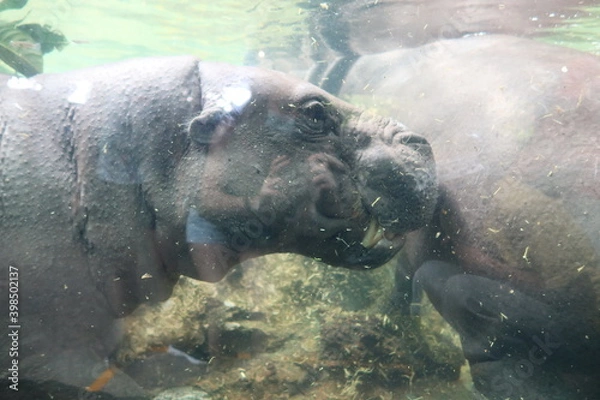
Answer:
170;62;437;280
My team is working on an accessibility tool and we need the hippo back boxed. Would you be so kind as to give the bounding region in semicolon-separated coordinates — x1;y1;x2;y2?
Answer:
0;56;204;387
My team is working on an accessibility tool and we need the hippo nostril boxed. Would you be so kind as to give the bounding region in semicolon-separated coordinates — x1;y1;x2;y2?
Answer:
393;133;429;147
393;133;435;161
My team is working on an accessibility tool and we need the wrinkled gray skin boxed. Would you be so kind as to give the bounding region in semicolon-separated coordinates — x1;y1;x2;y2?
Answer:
0;56;437;397
340;36;600;399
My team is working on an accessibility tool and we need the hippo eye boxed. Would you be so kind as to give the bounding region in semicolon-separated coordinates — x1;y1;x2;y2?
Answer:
299;100;329;135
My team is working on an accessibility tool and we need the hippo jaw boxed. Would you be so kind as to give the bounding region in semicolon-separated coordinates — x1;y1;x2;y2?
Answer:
292;119;438;269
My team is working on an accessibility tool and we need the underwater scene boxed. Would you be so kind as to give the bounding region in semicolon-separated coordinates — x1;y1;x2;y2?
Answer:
1;1;600;399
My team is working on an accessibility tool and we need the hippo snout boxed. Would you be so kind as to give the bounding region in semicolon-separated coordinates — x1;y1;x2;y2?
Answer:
313;126;437;269
357;129;438;234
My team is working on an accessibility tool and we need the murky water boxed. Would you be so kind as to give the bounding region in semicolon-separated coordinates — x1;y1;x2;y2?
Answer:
2;1;600;400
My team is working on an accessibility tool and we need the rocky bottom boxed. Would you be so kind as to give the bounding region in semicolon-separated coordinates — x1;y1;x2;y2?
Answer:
118;254;474;399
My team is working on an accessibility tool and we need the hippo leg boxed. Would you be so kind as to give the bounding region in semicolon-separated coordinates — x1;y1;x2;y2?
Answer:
318;55;360;95
412;261;590;399
414;261;561;359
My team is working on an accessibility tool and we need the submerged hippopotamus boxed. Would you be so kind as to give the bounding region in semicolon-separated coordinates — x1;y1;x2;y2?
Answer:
303;0;594;93
338;35;600;399
0;56;437;397
309;0;593;53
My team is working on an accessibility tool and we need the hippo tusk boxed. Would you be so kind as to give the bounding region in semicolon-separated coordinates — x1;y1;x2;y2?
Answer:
361;218;386;249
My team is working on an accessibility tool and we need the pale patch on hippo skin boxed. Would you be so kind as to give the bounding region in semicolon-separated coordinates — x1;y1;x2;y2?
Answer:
67;80;93;105
0;56;437;397
216;85;252;114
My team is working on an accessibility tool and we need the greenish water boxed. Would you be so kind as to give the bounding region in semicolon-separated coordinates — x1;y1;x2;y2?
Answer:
2;0;307;73
3;1;600;75
545;6;600;54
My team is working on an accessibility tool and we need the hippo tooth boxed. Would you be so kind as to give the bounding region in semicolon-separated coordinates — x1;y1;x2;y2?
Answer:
361;218;385;249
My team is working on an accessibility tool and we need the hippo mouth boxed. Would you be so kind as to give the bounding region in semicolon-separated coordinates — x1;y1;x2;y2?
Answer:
329;131;438;269
361;218;405;249
326;217;408;269
303;130;438;269
294;201;410;270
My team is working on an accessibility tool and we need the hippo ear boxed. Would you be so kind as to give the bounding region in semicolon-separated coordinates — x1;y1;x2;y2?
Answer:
188;107;229;145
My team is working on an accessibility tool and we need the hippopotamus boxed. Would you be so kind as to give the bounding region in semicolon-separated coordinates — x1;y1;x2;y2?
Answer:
0;56;437;398
337;35;600;399
308;0;593;53
302;0;594;93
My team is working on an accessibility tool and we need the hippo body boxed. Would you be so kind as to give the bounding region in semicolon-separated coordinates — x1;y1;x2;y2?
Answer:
303;0;594;93
0;56;437;397
339;35;600;399
309;0;594;53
